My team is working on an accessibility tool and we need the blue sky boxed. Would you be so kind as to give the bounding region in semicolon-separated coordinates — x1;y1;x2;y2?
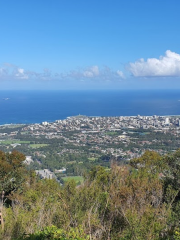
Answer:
1;0;180;90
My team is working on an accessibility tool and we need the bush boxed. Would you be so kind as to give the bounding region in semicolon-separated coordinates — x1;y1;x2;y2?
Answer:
15;225;89;240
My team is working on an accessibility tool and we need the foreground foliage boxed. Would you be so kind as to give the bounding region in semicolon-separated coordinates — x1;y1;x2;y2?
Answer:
16;225;89;240
1;150;180;239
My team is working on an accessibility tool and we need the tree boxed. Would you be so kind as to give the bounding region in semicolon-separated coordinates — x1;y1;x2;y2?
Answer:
130;150;164;170
0;150;26;220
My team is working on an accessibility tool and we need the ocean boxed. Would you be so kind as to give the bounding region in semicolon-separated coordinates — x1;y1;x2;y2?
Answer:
0;89;180;125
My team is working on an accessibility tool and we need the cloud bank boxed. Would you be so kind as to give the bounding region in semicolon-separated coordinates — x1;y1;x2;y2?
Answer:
0;64;125;82
128;50;180;77
0;64;29;80
65;66;125;81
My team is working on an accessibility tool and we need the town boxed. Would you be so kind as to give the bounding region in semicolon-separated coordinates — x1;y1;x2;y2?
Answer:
0;115;180;180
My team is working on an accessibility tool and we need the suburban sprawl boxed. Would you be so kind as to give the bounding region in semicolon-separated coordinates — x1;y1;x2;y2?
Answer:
0;115;180;181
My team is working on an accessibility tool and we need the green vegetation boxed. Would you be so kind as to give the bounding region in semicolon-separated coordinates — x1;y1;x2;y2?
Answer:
1;149;180;239
105;131;119;136
62;176;84;184
88;157;96;161
1;140;31;144
16;225;89;239
0;150;26;194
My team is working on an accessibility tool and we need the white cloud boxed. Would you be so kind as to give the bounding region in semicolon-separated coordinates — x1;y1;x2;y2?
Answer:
128;50;180;77
83;71;94;78
91;65;99;76
15;68;29;79
117;70;125;79
0;64;29;80
83;66;99;78
0;68;7;77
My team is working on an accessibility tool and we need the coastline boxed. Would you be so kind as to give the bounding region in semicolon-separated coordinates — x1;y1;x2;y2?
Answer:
1;114;180;127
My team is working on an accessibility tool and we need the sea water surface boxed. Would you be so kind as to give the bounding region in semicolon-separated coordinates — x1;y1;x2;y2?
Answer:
0;90;180;125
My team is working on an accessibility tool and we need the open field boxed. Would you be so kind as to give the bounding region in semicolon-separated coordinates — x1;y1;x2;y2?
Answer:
62;176;84;184
88;157;97;161
0;140;31;145
29;144;49;149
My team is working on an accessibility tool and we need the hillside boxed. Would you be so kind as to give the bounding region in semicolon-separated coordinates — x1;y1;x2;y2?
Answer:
0;149;180;239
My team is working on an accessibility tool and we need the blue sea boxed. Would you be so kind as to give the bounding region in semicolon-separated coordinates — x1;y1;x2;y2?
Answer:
0;90;180;125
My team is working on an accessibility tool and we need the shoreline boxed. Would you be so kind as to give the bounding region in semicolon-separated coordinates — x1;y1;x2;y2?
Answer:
0;114;180;127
